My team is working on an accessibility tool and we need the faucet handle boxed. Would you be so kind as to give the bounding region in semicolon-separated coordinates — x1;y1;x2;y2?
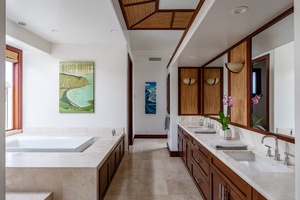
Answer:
284;152;294;165
264;145;272;157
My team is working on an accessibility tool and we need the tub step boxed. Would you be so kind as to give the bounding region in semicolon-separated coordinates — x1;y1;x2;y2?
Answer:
6;192;53;200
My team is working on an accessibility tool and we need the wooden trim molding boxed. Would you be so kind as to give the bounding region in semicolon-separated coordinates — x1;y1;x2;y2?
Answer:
167;142;180;157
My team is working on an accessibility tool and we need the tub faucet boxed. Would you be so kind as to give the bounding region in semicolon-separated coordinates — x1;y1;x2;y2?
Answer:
261;135;280;161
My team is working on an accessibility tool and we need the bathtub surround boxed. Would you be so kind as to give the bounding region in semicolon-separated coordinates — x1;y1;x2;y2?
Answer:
6;128;125;200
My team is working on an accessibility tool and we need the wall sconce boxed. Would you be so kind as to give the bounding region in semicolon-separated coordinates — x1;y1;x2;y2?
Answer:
225;62;245;73
206;78;219;85
183;78;196;85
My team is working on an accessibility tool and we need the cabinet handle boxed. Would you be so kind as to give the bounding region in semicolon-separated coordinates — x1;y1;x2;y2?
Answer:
195;158;202;164
224;186;228;200
195;145;200;150
195;178;202;184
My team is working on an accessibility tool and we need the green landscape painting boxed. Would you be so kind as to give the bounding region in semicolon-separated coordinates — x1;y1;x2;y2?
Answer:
59;61;94;113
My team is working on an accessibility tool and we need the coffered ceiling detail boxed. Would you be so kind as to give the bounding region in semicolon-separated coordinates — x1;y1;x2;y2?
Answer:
119;0;198;30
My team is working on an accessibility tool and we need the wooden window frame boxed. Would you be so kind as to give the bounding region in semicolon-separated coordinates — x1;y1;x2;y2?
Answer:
6;45;22;131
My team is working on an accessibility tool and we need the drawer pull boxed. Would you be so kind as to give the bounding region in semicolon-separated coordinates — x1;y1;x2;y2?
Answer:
195;145;201;150
195;158;202;164
195;177;202;184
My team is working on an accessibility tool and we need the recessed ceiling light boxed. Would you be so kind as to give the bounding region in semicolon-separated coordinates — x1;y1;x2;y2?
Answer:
231;6;249;15
18;22;26;26
51;29;59;33
189;56;196;59
110;29;117;33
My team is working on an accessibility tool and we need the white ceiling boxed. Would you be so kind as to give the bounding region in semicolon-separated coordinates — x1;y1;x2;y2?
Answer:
6;0;294;67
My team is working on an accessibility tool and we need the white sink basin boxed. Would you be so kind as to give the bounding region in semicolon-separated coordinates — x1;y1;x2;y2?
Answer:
188;127;216;134
223;151;292;173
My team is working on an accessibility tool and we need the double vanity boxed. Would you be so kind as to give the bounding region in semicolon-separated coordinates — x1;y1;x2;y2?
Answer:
177;122;295;200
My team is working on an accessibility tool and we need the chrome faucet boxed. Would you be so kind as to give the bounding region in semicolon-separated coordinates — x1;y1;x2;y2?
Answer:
261;135;280;161
199;117;206;126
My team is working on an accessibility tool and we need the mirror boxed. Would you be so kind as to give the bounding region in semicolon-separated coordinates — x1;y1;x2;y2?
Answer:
203;53;228;117
251;12;294;137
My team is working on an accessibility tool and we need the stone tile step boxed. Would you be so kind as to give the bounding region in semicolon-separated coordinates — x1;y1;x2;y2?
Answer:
6;192;53;200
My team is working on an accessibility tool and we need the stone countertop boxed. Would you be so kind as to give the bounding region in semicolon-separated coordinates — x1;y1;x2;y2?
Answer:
5;132;125;169
178;122;295;200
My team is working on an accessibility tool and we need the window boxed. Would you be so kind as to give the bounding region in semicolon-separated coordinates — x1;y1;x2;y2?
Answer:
5;45;22;131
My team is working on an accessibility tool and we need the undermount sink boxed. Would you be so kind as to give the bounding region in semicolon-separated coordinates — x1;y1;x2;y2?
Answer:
223;151;292;173
188;127;216;134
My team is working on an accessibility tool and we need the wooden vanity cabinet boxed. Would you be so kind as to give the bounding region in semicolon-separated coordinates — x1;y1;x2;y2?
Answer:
210;153;252;200
177;126;267;200
99;136;125;200
190;138;211;200
252;189;267;200
181;128;192;172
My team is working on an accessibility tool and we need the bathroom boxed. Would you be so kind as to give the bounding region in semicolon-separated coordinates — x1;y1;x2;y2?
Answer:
1;0;300;200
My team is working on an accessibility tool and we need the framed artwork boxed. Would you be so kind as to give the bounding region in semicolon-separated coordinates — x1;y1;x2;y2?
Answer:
59;61;94;113
145;82;156;114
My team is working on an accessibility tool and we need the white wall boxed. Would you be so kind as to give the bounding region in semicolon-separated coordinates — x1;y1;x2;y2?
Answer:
167;61;178;151
0;0;5;198
134;58;167;134
23;43;128;128
295;0;300;199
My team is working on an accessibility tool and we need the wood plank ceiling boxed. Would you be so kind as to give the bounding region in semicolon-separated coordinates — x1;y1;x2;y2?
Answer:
119;0;199;30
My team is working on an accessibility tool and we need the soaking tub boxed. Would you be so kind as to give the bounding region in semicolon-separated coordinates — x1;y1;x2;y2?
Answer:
6;136;94;152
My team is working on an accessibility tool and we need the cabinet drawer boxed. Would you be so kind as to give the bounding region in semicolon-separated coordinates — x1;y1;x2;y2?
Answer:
192;138;209;161
191;146;210;181
192;162;210;200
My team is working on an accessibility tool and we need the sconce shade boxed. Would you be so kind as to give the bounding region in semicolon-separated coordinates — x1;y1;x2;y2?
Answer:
206;78;219;85
183;78;196;85
225;62;245;73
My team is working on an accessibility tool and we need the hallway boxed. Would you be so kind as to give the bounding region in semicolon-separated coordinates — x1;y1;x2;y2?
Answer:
104;139;203;200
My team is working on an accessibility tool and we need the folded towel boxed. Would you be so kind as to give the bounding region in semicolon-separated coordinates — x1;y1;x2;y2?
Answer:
210;142;248;150
164;115;170;130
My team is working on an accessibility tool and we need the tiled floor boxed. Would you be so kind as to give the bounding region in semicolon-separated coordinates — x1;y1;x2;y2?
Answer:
104;139;203;200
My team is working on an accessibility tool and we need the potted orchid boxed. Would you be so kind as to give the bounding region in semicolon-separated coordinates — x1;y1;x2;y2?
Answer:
251;94;266;131
218;95;233;139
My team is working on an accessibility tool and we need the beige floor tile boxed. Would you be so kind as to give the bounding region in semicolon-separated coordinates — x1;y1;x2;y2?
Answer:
105;139;201;200
138;180;169;195
167;194;204;200
104;194;137;200
139;167;166;180
107;179;139;195
166;179;199;195
136;194;169;200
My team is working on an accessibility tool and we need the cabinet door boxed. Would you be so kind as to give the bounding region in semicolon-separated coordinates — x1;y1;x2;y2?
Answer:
186;140;192;172
211;168;243;200
99;161;109;200
252;189;267;200
182;138;187;164
211;167;225;200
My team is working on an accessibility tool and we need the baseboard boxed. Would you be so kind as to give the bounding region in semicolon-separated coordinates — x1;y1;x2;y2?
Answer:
134;134;167;139
167;142;180;157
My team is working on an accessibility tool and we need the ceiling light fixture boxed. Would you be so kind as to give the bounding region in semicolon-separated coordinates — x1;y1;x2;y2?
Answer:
51;29;59;33
189;56;196;59
18;22;26;26
231;6;249;15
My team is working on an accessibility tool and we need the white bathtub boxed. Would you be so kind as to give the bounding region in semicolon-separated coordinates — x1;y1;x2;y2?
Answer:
6;136;94;152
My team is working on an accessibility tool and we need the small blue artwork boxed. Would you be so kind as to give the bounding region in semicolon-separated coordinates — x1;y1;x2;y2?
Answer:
145;82;156;114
